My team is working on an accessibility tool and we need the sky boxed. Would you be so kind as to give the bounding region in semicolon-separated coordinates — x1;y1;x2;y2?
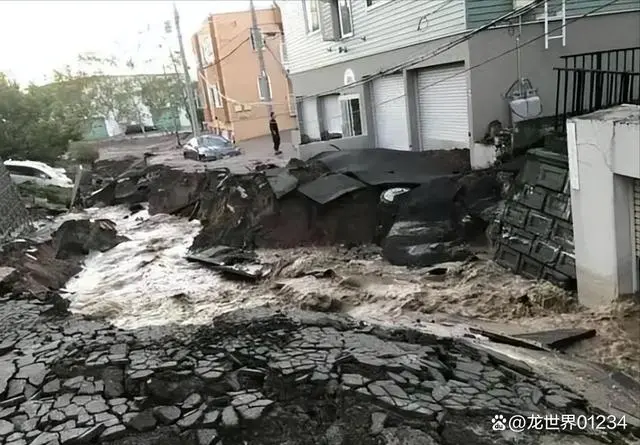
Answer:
0;0;275;85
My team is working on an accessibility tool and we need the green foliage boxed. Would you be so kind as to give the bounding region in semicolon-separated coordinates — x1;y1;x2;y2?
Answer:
0;73;80;162
68;141;100;165
0;50;189;162
138;74;183;114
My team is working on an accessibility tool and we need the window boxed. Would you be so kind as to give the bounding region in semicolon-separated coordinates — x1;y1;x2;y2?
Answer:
320;0;353;41
366;0;391;9
199;35;214;65
337;0;353;38
339;95;362;137
6;165;50;179
210;85;222;108
250;29;266;51
280;35;289;65
303;0;320;33
257;72;272;101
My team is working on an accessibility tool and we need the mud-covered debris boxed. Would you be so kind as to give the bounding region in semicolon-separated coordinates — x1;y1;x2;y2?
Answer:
187;246;271;281
0;267;18;295
52;219;127;259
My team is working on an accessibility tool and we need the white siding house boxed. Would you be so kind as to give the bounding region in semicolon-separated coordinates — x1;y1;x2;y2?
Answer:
280;0;470;154
281;0;467;75
280;0;640;168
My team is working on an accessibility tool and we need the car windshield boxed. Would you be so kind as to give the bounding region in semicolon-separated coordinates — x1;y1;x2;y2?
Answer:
199;136;232;148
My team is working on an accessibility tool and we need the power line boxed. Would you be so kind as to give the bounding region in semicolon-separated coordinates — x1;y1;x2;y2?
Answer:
311;0;622;131
376;0;621;109
297;0;547;101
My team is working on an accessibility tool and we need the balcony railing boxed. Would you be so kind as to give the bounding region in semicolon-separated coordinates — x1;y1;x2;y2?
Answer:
554;47;640;132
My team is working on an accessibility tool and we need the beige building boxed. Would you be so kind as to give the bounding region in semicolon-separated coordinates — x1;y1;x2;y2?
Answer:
191;6;297;143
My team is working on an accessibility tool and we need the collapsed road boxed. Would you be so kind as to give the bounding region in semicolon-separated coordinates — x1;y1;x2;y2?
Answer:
1;147;640;444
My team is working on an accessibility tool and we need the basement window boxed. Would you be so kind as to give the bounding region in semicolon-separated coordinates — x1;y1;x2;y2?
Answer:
338;94;362;137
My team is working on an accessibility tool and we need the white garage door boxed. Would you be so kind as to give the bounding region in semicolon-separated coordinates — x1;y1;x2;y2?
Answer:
321;95;343;135
372;75;409;150
302;98;320;139
417;64;469;150
634;179;640;255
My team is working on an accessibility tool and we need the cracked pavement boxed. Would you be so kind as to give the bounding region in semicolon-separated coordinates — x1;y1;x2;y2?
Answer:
1;292;638;445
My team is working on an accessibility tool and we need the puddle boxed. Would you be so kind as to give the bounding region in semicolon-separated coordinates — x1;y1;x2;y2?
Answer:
61;206;272;329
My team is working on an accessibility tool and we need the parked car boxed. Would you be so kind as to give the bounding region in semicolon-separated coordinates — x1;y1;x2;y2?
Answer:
182;135;241;161
3;160;74;188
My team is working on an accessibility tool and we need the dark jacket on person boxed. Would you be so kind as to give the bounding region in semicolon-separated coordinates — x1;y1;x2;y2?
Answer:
269;118;280;139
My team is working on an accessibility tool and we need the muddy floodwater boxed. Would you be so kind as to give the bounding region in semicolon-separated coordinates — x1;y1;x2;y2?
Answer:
60;206;270;328
47;205;640;379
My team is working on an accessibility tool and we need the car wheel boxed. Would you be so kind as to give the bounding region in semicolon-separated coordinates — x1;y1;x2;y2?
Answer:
198;154;205;161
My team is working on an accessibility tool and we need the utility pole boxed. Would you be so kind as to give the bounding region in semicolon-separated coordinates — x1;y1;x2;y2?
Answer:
173;2;200;137
250;0;273;117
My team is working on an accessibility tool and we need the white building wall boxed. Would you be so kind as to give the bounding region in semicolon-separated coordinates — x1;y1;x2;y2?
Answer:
568;104;640;308
280;0;466;74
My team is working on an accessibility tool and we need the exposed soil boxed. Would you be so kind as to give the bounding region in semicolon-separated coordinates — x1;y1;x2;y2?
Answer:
258;246;640;380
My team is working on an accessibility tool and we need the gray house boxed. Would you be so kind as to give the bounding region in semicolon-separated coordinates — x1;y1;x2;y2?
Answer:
279;0;640;168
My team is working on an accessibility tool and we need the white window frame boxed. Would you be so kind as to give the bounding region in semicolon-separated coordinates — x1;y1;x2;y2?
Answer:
210;85;222;108
257;73;272;101
250;29;266;51
338;93;363;137
303;0;321;34
365;0;392;11
337;0;354;38
199;35;214;66
279;35;288;66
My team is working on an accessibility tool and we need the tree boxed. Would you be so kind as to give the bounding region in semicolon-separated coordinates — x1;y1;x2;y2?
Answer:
72;54;143;129
0;73;79;162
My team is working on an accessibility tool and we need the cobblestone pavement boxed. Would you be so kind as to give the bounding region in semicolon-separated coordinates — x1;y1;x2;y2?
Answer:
0;292;638;445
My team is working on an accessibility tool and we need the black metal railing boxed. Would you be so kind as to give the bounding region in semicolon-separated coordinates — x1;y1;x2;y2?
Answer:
554;47;640;132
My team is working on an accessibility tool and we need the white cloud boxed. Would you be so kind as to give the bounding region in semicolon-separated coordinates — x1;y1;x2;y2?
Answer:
0;0;276;85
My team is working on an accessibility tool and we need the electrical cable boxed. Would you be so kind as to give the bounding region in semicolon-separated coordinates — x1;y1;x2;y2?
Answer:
310;0;621;130
296;0;547;101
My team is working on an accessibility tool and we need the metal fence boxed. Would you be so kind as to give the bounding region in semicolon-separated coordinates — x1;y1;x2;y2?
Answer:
0;158;32;242
554;47;640;132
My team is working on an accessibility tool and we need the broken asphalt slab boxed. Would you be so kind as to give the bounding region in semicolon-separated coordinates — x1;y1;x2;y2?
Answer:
297;173;368;205
308;148;471;186
1;291;639;445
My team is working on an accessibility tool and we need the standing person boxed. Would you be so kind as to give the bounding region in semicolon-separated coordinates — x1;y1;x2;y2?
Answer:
269;112;281;155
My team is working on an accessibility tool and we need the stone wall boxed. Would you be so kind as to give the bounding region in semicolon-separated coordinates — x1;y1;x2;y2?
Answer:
494;149;576;289
0;157;31;242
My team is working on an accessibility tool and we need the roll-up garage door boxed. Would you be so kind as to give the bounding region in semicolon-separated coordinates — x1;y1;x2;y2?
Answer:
321;95;343;135
634;179;640;255
302;98;320;140
372;75;410;150
416;63;469;150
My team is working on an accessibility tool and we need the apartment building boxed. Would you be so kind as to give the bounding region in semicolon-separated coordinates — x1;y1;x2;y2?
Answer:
83;74;192;140
192;6;297;142
280;0;640;167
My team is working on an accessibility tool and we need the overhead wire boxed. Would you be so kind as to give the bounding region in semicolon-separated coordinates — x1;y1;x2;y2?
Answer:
310;0;622;130
297;0;548;101
198;35;291;109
